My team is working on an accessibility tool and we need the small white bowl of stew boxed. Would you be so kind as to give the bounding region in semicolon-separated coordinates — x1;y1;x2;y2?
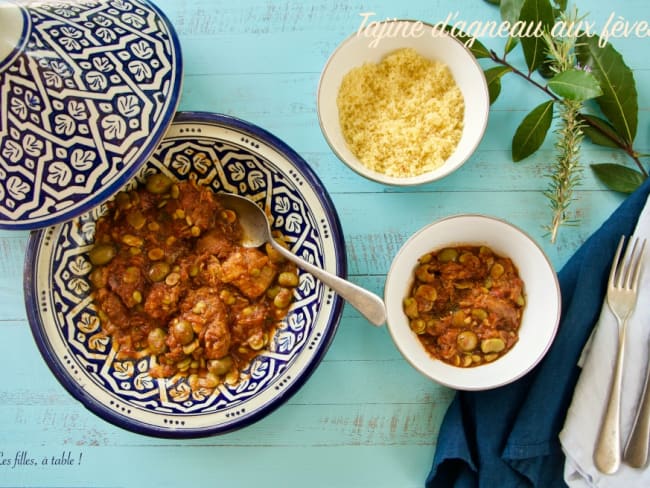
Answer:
384;215;561;391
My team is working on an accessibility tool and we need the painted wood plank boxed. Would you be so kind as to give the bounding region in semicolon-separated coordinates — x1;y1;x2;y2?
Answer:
2;1;649;487
0;444;436;488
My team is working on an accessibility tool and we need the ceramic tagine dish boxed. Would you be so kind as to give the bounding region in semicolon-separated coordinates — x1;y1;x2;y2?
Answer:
0;0;183;230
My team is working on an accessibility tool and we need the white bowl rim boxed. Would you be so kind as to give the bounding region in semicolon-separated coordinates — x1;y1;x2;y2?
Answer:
384;214;562;390
317;19;490;186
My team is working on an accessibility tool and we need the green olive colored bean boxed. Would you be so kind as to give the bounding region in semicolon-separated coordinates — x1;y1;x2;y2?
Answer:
126;210;146;230
457;330;478;351
147;327;167;355
146;173;173;194
415;265;436;283
122;234;143;247
147;248;165;261
165;271;181;286
471;308;488;322
248;333;267;351
480;337;506;353
479;246;492;256
171;319;194;345
451;310;466;327
278;271;299;288
415;284;437;302
410;319;426;335
490;262;505;279
89;243;116;266
403;297;419;319
515;294;526;307
148;262;170;282
208;356;233;376
437;248;458;262
266;285;281;300
458;252;474;264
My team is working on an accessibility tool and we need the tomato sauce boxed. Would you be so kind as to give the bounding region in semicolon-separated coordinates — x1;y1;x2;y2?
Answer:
404;245;525;367
89;176;297;391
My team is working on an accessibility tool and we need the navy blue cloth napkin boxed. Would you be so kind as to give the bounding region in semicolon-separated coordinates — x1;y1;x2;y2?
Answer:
426;176;650;488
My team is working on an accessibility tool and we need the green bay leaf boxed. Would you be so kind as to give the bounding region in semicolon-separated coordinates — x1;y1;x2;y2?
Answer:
512;100;554;162
576;34;638;144
518;0;555;73
547;69;603;101
484;66;512;104
580;114;626;148
591;163;645;194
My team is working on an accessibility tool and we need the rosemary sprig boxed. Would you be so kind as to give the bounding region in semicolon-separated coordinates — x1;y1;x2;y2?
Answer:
541;22;586;242
545;97;584;242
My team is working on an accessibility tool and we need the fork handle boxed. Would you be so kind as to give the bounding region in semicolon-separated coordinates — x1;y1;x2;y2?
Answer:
623;341;650;468
594;324;626;474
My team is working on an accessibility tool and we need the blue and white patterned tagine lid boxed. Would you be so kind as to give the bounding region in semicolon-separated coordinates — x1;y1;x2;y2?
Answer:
0;0;183;230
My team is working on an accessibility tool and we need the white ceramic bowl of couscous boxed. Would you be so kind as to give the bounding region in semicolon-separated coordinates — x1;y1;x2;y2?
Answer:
317;20;489;186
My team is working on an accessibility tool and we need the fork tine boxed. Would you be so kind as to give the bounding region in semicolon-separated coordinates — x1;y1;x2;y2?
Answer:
628;238;646;291
621;238;639;289
609;236;626;289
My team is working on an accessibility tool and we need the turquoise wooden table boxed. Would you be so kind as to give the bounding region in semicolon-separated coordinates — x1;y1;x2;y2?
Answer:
2;0;648;486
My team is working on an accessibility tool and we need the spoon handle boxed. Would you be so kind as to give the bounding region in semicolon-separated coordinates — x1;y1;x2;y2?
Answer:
271;241;386;326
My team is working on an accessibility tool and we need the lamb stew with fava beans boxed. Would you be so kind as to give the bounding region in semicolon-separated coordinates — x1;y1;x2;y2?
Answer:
404;245;525;367
89;175;298;392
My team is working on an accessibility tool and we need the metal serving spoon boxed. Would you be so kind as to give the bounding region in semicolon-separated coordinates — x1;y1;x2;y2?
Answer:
218;193;386;326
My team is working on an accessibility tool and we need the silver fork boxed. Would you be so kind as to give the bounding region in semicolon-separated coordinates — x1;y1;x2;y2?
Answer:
624;336;650;468
593;235;646;474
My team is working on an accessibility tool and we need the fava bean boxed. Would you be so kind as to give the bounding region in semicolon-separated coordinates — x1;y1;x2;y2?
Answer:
208;356;233;376
481;337;506;353
89;243;116;266
147;328;167;355
146;173;173;194
457;330;478;351
410;319;426;335
148;262;170;282
278;271;299;287
171;319;194;345
437;248;458;262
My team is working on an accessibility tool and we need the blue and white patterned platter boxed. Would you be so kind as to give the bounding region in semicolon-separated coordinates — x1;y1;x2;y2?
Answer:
0;0;182;230
24;112;346;437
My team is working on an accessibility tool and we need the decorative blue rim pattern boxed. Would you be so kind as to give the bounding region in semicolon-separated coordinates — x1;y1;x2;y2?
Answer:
24;112;346;437
0;0;183;230
0;1;31;73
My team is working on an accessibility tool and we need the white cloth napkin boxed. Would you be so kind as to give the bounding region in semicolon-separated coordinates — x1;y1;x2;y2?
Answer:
560;194;650;487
